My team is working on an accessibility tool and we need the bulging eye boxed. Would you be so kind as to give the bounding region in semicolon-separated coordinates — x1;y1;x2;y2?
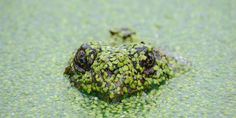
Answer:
140;51;156;68
73;44;97;72
77;50;86;63
136;46;156;68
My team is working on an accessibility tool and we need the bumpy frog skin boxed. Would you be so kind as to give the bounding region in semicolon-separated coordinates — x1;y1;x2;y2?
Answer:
64;28;188;102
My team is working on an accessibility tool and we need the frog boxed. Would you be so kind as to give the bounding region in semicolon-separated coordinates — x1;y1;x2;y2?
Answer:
64;28;189;102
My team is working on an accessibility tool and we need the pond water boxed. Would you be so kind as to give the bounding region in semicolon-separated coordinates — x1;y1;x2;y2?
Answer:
0;0;235;117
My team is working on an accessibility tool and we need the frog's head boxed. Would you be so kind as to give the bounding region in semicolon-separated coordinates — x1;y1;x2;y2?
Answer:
65;42;179;102
64;29;189;102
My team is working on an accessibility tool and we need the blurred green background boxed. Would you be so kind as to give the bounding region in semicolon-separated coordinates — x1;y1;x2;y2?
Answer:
0;0;235;117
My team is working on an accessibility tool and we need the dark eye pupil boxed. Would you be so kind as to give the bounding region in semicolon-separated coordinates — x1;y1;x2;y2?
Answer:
79;58;86;63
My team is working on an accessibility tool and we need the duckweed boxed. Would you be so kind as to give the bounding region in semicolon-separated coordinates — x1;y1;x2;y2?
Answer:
64;29;189;102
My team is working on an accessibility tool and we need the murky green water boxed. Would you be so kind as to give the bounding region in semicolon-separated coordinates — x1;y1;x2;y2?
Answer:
0;0;235;117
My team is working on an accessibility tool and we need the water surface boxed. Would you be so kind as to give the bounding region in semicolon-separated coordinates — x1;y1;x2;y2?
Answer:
0;0;235;117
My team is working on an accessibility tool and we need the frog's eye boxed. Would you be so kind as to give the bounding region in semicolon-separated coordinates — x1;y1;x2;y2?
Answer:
136;46;156;68
73;44;97;72
140;51;156;68
148;52;156;66
77;50;86;63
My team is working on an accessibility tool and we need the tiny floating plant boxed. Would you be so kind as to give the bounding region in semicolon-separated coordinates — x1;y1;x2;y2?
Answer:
64;28;189;102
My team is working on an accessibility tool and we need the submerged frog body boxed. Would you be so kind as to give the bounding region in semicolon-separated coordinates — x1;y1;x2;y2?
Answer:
64;28;188;102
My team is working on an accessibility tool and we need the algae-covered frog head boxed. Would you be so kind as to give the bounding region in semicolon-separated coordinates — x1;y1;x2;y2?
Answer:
64;28;188;102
